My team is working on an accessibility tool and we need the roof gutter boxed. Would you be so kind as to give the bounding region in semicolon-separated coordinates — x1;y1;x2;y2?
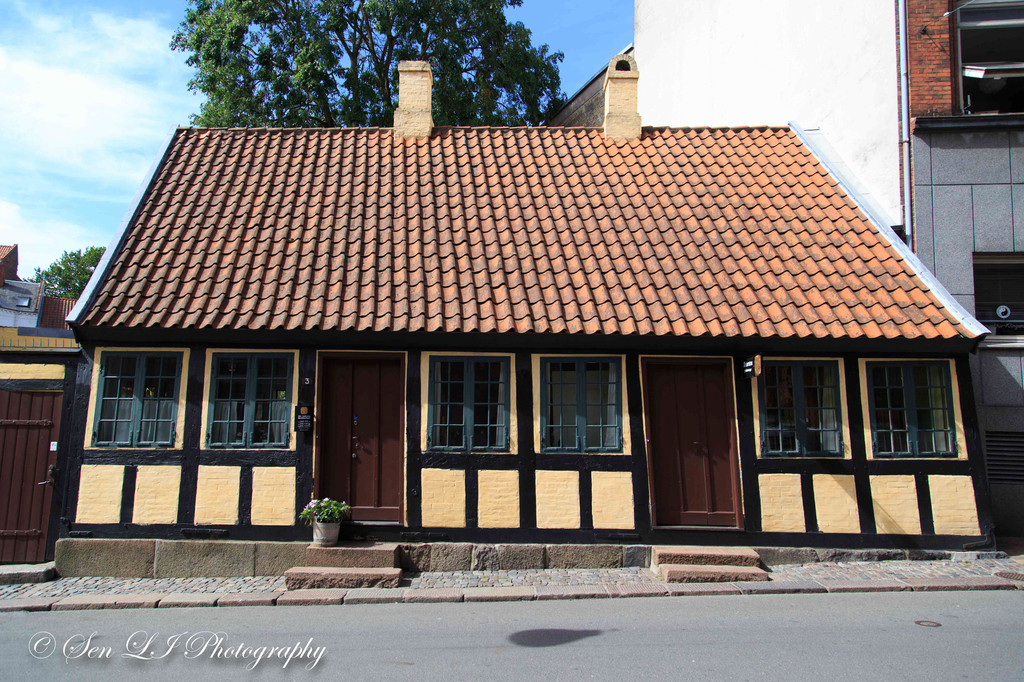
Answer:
790;121;990;344
898;0;914;248
67;127;181;327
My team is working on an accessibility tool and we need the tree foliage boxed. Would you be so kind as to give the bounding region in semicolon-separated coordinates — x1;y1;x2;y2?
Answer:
172;0;565;128
31;246;105;300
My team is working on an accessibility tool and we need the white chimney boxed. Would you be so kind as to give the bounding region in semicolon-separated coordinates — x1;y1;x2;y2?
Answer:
603;54;642;142
394;61;434;140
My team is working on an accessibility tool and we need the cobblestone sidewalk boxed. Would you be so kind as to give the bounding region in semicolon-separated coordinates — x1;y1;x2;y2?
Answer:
1;559;1021;603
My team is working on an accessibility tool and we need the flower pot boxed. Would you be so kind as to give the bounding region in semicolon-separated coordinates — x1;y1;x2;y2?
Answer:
312;520;341;547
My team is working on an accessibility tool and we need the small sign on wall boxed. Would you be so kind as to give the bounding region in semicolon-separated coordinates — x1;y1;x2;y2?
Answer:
295;404;313;432
50;441;57;452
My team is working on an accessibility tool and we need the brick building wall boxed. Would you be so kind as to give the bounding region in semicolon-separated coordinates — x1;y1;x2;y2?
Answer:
907;0;957;116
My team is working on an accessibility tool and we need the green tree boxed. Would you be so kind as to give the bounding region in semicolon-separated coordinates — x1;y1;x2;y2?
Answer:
31;247;105;300
171;0;564;128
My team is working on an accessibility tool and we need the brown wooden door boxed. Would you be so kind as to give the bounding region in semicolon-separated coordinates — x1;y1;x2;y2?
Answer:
0;391;61;563
643;359;742;528
317;356;404;522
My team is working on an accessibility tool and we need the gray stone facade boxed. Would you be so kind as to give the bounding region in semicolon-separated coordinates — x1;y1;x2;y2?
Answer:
913;122;1024;535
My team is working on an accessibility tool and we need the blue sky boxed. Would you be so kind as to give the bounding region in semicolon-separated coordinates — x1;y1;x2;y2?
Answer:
0;0;632;276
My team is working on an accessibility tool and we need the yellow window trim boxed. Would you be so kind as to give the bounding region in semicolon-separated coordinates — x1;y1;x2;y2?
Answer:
750;357;852;460
532;353;632;456
420;351;518;454
201;349;300;451
858;358;967;461
84;347;190;450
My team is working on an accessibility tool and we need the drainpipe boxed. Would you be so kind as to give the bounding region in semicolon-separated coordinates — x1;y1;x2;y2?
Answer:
898;0;914;247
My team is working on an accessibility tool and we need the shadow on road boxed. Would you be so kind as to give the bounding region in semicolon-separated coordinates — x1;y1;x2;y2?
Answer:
508;629;603;648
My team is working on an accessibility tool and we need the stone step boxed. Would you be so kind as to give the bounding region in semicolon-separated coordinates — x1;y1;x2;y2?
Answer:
284;566;403;590
652;546;761;568
305;542;400;568
659;563;770;583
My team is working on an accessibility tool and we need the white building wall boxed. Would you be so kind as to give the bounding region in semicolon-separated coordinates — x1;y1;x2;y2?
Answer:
635;0;902;225
0;309;37;327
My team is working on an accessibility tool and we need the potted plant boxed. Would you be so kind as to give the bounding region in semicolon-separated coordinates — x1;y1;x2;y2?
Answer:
300;498;352;547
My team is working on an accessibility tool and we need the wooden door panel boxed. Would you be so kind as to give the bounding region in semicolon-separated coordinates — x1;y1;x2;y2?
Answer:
644;360;741;529
0;390;61;564
318;356;403;523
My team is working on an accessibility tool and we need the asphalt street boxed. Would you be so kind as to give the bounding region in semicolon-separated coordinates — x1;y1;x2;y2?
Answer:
1;591;1022;681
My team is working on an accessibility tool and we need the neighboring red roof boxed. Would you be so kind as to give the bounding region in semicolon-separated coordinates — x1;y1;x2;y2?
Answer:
40;295;76;330
0;246;14;260
80;126;975;340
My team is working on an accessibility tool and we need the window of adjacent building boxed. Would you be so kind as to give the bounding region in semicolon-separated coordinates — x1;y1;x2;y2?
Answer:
974;260;1024;332
427;356;510;451
758;360;843;457
866;362;957;458
207;354;292;448
93;352;182;447
540;358;622;452
958;1;1024;114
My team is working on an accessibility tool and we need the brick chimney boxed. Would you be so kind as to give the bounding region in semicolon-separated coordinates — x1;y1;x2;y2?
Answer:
394;61;434;140
603;54;642;142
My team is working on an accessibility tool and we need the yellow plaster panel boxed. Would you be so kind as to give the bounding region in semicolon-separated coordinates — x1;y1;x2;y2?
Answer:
591;471;635;529
870;475;922;535
132;466;180;524
194;465;240;525
759;473;805;532
477;469;520;528
420;468;466;527
535;470;581;529
0;363;64;380
251;467;296;526
76;465;123;524
812;474;860;533
928;475;980;536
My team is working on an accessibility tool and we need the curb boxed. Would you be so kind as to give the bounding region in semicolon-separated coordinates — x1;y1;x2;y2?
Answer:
0;576;1020;612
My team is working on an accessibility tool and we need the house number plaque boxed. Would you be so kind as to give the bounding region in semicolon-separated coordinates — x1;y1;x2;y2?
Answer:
295;404;313;432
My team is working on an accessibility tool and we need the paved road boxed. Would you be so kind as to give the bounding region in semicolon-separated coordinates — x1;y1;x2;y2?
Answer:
2;591;1022;681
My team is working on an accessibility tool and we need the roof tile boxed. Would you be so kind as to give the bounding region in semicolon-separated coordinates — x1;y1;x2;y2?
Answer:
80;126;975;340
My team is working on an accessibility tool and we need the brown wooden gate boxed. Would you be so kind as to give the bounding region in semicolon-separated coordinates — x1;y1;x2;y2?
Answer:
316;355;404;522
642;358;742;528
0;391;61;563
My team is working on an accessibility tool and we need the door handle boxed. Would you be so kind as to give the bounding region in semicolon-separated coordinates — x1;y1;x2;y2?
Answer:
352;435;360;459
37;464;56;486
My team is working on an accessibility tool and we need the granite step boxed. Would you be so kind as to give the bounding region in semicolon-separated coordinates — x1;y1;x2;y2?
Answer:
659;563;770;583
304;542;400;568
285;566;403;590
653;546;761;568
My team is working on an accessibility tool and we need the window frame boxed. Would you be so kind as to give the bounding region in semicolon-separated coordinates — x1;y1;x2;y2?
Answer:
92;351;183;448
539;356;623;453
865;360;959;459
757;359;844;458
206;352;294;449
426;355;512;453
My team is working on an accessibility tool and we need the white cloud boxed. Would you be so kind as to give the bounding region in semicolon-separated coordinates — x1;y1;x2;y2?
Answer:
0;198;98;276
0;0;199;275
0;6;196;192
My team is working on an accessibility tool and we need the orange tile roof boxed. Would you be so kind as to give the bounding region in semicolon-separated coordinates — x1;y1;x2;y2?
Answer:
0;246;14;260
40;295;76;330
80;126;976;340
